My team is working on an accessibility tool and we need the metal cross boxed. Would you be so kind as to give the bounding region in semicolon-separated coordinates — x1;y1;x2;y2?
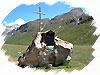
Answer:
34;7;46;31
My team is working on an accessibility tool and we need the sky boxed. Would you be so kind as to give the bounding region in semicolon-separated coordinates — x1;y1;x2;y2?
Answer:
2;2;86;24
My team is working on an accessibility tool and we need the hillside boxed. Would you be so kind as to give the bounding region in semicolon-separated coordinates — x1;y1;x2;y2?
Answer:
5;8;98;45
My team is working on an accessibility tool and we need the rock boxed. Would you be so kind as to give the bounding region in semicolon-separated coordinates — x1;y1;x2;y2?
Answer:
18;30;73;68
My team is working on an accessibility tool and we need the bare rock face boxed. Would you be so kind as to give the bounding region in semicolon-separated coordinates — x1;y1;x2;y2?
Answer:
18;30;73;68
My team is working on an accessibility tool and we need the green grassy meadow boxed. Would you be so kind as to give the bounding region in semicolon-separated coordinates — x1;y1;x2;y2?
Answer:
2;44;94;72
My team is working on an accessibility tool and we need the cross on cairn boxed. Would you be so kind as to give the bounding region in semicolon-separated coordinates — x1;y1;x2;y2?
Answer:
34;7;46;31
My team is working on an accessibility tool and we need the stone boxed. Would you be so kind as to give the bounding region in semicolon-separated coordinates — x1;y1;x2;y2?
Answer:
18;30;73;68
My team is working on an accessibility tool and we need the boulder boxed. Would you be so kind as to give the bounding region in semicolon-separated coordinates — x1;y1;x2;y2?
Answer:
18;30;73;68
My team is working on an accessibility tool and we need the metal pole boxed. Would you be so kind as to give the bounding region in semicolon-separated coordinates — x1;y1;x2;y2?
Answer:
39;7;41;32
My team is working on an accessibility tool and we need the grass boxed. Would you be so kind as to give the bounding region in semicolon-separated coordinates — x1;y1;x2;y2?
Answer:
2;44;28;58
5;32;34;45
2;44;94;72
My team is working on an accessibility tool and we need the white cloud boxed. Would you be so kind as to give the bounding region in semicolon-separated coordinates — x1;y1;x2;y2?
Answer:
6;18;26;27
0;0;100;75
13;18;26;25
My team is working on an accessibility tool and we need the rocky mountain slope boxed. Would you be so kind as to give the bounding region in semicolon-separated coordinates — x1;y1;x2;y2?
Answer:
5;8;98;45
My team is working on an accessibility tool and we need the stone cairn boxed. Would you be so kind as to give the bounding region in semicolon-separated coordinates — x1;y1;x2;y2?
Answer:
18;30;73;68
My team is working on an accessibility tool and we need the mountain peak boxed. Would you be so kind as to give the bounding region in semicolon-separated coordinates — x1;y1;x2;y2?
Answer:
70;8;85;17
71;8;83;12
52;8;85;20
